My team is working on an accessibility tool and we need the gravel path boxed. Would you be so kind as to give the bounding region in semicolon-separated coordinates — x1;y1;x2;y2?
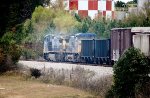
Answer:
18;60;113;77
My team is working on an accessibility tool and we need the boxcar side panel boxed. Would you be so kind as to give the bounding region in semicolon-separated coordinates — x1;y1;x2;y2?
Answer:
111;28;132;61
95;39;110;58
81;40;94;57
111;29;120;61
120;29;132;55
141;35;150;56
133;35;141;50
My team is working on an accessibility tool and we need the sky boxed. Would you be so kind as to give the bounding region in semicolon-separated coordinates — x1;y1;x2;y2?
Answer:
114;0;133;3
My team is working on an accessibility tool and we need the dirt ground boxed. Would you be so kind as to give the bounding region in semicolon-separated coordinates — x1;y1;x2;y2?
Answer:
0;73;96;98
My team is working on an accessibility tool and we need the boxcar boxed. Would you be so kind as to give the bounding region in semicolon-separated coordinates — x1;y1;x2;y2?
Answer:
81;39;111;64
111;27;150;62
81;40;95;63
111;28;132;62
95;39;111;64
132;27;150;57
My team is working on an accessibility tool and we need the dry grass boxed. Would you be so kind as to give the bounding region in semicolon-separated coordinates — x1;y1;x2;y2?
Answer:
0;72;96;98
38;67;113;97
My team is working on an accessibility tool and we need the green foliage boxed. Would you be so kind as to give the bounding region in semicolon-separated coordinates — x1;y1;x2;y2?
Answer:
123;2;150;27
24;6;79;43
90;19;105;38
105;89;114;98
75;17;92;33
21;6;56;60
74;13;81;22
54;10;79;34
80;20;90;33
0;20;31;71
0;0;44;37
126;1;136;4
0;31;22;73
135;79;150;98
112;47;150;98
0;48;6;66
8;44;22;64
0;0;44;73
31;6;55;41
133;0;137;4
115;1;126;7
0;31;22;63
21;47;41;60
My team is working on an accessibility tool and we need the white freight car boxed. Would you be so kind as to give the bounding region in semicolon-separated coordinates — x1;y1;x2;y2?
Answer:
132;27;150;56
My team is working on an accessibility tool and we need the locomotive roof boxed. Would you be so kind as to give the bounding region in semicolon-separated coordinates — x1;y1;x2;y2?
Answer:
75;33;96;37
111;28;131;30
131;27;150;33
44;34;53;38
111;27;150;33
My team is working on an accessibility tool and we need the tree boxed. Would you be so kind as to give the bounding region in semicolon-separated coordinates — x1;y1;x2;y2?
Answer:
50;0;64;10
75;17;92;33
90;18;105;38
115;1;126;7
123;2;150;27
74;13;81;22
54;10;79;34
0;0;43;73
0;0;44;37
133;0;137;3
112;47;150;98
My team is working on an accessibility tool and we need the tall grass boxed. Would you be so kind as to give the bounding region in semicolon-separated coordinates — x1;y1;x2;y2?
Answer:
28;66;113;97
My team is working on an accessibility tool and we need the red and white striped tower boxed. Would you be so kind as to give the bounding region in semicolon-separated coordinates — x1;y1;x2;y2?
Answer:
64;0;115;19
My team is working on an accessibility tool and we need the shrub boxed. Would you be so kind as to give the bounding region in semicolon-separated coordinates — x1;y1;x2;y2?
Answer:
111;47;150;98
9;44;22;64
0;48;6;66
0;31;22;73
135;77;150;98
30;68;41;78
21;48;37;60
0;47;16;73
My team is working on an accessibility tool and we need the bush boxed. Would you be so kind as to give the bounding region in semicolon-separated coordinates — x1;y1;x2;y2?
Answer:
135;77;150;98
0;48;6;66
111;47;150;98
30;68;41;78
9;44;21;64
0;47;18;73
0;31;22;73
21;48;37;60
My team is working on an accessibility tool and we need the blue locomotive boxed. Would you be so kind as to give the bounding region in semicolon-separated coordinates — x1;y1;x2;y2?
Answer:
43;33;111;65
